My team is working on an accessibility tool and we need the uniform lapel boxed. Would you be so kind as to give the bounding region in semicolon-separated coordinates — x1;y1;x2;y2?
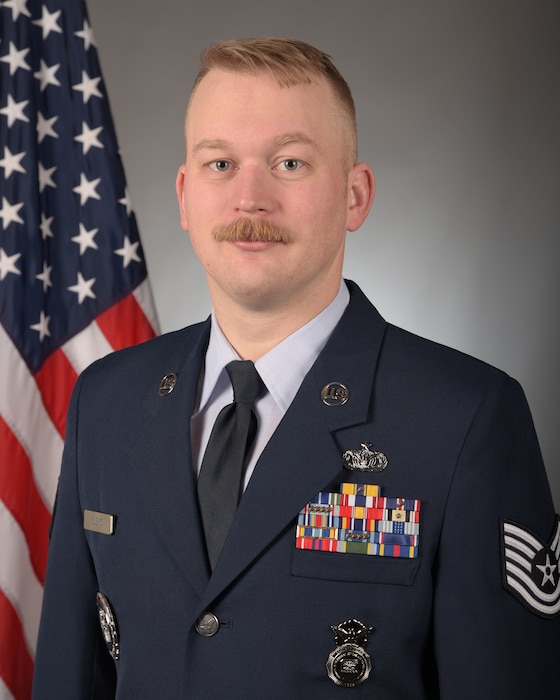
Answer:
198;283;386;611
127;322;211;597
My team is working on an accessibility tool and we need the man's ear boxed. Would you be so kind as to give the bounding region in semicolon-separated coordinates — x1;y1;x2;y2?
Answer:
176;164;188;231
346;162;375;232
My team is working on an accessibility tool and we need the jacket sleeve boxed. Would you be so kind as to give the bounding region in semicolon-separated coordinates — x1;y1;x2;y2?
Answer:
433;373;559;698
32;373;117;699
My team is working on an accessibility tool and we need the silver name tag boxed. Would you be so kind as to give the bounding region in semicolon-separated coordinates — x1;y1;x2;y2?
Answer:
84;509;114;535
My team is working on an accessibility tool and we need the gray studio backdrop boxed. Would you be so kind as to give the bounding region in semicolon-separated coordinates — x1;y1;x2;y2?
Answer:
88;0;559;506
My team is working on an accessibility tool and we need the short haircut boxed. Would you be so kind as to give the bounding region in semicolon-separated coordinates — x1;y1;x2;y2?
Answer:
189;37;358;168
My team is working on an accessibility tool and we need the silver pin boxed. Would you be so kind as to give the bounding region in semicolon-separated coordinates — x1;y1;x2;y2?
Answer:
342;443;388;472
321;382;349;407
97;592;120;661
158;373;177;396
326;619;373;687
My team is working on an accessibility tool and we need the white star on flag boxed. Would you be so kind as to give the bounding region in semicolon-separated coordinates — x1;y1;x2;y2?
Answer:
72;69;102;102
35;261;53;292
0;146;27;177
67;271;96;303
115;235;142;267
74;121;104;154
0;41;31;75
34;59;62;91
38;163;57;192
0;94;30;126
32;6;63;39
30;311;51;341
2;0;32;21
39;212;54;240
71;223;99;254
75;19;96;50
119;187;132;216
0;247;22;280
73;172;101;204
0;196;25;228
36;111;59;142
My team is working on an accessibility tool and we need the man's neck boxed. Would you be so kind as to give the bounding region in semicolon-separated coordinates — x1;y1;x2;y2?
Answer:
210;281;344;361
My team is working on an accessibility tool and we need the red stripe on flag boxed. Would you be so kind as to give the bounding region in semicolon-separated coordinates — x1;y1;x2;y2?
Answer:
0;589;34;700
34;349;79;440
96;291;156;351
0;417;51;585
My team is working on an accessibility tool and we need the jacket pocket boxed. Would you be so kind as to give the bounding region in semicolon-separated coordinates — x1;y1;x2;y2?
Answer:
291;548;420;585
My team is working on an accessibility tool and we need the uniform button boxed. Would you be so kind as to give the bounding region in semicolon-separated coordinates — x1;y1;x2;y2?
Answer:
195;612;220;637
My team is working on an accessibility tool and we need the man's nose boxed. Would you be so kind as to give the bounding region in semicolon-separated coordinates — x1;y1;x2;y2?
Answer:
233;166;274;214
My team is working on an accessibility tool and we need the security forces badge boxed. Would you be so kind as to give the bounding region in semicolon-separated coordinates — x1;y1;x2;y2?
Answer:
501;515;560;618
327;619;374;687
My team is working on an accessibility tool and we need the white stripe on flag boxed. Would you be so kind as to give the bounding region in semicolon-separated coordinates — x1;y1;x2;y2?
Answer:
0;324;63;510
62;320;114;376
134;278;161;335
0;501;43;656
0;676;16;700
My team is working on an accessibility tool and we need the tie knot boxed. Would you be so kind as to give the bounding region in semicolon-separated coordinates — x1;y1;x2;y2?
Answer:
226;360;263;405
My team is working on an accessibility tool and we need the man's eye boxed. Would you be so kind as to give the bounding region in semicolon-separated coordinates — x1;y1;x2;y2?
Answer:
278;159;302;171
209;160;231;172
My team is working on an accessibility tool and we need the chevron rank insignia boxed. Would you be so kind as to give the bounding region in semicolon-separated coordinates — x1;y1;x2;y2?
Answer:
501;516;560;619
296;483;420;558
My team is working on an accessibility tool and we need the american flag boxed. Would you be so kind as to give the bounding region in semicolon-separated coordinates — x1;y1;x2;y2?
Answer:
0;1;159;697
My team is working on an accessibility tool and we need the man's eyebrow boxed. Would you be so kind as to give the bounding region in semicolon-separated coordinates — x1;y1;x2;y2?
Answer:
192;139;230;155
191;133;320;155
274;132;319;149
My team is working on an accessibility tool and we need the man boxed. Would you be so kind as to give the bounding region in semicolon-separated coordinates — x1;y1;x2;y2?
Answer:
33;38;559;698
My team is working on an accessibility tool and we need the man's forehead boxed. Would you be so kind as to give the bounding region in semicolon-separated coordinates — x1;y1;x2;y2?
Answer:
187;67;333;115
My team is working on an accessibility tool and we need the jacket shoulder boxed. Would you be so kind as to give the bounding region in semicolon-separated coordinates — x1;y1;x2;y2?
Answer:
80;320;209;384
380;321;521;415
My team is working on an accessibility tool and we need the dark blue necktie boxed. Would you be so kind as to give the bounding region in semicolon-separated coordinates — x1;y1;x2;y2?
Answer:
197;360;263;570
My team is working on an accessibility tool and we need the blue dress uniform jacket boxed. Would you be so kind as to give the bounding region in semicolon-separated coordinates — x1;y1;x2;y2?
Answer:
33;281;560;698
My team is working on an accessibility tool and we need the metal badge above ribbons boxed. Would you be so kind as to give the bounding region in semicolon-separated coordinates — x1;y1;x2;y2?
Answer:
342;442;388;472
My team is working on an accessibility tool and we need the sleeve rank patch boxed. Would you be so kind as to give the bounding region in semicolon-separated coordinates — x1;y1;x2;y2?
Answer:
501;515;560;619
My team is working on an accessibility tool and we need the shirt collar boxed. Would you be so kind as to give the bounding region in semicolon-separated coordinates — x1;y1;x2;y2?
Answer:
197;280;350;413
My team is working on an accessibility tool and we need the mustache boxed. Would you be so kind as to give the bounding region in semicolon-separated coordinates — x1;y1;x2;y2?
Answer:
213;218;291;244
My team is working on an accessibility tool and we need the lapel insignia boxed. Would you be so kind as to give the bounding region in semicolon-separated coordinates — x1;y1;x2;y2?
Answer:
296;483;421;558
96;592;120;660
343;443;388;472
321;382;349;406
326;619;373;687
501;516;560;618
158;372;178;396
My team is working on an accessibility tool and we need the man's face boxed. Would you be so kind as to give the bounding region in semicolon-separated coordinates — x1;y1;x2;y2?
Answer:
176;68;373;314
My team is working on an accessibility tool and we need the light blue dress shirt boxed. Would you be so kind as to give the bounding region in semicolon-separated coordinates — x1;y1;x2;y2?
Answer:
191;281;350;489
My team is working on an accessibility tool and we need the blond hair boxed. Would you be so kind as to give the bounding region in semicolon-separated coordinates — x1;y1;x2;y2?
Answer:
189;37;358;167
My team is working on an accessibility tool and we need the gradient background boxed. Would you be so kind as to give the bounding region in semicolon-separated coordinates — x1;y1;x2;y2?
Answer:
87;0;559;506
